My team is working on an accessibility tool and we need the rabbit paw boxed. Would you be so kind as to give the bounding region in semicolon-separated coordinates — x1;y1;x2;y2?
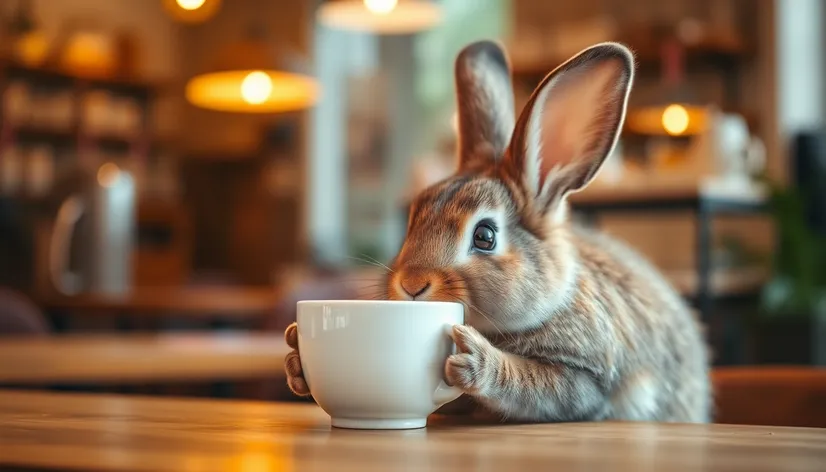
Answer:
445;324;501;395
284;322;311;397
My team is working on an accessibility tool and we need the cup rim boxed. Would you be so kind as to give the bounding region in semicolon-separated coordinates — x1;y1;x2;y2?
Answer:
296;299;462;308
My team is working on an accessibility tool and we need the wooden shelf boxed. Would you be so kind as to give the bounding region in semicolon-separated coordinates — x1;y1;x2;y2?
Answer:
0;57;167;94
12;126;75;145
511;35;753;79
3;124;172;153
667;266;768;298
1;59;175;154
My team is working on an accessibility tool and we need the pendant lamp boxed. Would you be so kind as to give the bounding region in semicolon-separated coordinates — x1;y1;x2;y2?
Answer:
317;0;444;34
163;0;222;24
625;38;709;137
185;28;320;114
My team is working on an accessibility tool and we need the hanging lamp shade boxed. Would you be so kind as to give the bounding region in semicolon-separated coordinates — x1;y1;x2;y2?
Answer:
185;31;320;113
317;0;443;34
625;39;709;137
162;0;222;24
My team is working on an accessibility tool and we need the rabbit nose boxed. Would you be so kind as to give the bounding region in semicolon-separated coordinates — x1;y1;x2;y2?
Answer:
399;273;432;299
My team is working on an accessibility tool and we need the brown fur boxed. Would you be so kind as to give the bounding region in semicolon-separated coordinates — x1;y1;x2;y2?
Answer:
285;40;711;423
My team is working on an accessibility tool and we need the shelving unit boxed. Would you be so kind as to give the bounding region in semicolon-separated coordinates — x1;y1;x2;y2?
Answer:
511;33;753;76
178;122;307;285
570;183;768;366
0;57;187;292
0;56;170;203
509;32;759;134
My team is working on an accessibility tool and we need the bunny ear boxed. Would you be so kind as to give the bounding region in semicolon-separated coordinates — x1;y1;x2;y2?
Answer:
454;40;515;172
504;42;634;213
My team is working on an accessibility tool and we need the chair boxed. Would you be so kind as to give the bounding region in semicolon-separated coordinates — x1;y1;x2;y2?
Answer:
712;366;826;427
0;287;50;336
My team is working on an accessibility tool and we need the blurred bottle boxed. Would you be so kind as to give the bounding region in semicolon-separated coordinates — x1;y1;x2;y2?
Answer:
49;161;136;295
0;146;23;195
26;146;55;197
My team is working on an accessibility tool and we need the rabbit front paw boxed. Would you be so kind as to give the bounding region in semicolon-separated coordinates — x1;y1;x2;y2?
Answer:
445;324;501;395
284;322;311;397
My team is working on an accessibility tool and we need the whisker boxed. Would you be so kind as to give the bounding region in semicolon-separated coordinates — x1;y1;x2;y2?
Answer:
348;254;395;275
472;294;519;345
449;290;517;345
343;255;393;275
362;254;395;273
444;293;515;344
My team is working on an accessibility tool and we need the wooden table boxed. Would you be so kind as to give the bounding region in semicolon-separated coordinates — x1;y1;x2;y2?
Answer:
42;286;281;316
40;286;283;331
0;332;289;385
1;390;824;472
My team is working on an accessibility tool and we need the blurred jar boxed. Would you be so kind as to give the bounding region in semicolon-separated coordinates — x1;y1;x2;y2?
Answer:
0;146;23;195
113;98;142;136
26;146;55;197
3;82;31;126
48;91;76;131
61;30;118;77
82;90;112;135
13;29;50;67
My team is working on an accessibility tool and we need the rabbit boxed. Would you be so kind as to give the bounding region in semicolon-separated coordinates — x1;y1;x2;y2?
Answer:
285;40;712;424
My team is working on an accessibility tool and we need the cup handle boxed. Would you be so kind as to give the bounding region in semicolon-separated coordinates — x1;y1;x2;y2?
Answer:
432;325;464;406
433;379;463;406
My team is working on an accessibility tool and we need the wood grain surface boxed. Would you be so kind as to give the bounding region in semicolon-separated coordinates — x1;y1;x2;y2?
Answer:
0;390;824;471
0;333;289;384
41;286;281;317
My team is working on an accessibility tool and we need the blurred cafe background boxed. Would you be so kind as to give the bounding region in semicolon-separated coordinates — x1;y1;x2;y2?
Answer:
0;0;825;427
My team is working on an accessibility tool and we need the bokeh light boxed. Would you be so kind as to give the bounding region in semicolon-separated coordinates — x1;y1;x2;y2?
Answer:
364;0;398;15
661;104;690;136
240;71;273;105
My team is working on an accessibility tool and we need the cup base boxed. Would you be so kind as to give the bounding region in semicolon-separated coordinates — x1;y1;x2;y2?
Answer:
331;417;427;430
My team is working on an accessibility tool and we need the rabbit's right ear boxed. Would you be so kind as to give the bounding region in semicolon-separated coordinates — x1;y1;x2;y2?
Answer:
454;40;515;172
503;42;634;216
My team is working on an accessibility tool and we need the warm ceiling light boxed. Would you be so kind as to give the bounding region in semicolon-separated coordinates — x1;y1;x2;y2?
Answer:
624;39;708;137
240;71;273;105
626;103;707;137
163;0;221;23
176;0;206;10
186;70;319;113
661;104;690;136
186;30;320;113
317;0;443;34
364;0;398;14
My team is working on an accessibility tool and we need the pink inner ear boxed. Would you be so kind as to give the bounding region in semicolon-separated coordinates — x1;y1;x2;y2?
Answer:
534;59;626;193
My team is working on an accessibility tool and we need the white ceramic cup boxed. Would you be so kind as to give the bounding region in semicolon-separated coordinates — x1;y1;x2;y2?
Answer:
296;300;464;430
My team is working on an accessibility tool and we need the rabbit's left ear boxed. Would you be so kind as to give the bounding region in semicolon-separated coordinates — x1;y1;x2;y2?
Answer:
504;42;634;213
454;40;515;172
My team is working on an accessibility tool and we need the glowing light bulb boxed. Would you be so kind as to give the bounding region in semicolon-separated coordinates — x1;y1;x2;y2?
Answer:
661;104;689;136
176;0;206;10
241;71;273;105
364;0;398;15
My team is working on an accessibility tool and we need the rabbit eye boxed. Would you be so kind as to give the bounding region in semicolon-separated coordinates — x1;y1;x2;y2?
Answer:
473;224;496;252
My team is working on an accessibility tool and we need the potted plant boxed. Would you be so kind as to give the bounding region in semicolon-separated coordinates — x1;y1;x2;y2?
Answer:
754;178;826;365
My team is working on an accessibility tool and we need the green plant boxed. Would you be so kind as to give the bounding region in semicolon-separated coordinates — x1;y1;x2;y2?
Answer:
759;177;826;319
